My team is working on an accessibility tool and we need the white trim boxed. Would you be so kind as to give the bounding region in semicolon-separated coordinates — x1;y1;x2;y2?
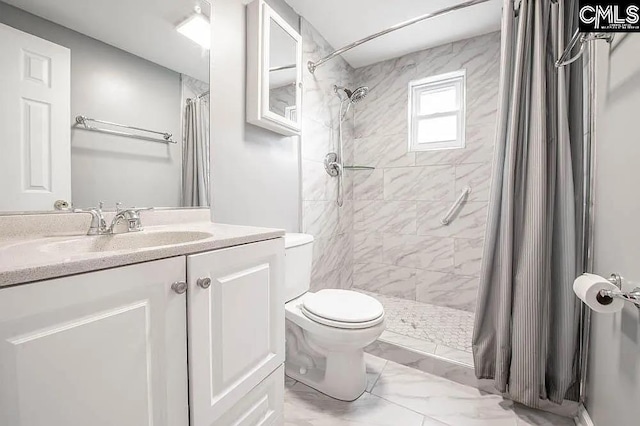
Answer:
407;69;466;152
246;0;302;136
260;4;302;132
284;105;297;122
411;69;467;87
575;404;595;426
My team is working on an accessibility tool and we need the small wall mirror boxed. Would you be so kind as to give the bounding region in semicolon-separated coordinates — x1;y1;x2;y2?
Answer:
247;0;302;136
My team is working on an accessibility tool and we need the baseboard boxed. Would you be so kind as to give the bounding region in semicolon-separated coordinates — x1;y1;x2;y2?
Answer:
575;404;595;426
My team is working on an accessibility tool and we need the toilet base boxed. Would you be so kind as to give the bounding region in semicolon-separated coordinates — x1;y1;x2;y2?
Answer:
285;320;370;401
285;349;367;401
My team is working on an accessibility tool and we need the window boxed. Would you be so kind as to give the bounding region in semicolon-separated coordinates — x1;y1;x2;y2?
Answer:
408;70;465;151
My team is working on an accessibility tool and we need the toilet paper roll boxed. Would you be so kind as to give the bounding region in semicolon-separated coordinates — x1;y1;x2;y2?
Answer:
573;273;624;313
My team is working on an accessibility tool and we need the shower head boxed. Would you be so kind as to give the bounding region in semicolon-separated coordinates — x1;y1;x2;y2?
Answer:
349;86;369;104
334;85;370;104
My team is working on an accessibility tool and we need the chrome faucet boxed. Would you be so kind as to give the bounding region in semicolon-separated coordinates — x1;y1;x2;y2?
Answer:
75;202;153;235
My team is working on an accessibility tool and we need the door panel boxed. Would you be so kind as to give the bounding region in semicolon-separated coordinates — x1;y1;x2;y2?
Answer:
22;99;53;192
0;23;71;211
214;366;284;426
0;257;188;426
187;238;284;425
9;302;153;426
219;263;271;384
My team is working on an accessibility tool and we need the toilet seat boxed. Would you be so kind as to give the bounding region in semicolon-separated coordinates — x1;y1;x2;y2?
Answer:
301;289;385;330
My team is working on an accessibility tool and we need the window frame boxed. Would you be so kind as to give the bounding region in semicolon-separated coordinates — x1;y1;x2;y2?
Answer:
407;69;466;152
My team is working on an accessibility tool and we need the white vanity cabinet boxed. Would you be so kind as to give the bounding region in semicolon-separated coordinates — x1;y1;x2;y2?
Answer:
187;238;285;426
0;257;189;426
0;237;285;426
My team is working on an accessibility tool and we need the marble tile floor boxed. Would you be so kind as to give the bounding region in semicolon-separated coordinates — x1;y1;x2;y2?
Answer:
284;354;576;426
358;290;475;366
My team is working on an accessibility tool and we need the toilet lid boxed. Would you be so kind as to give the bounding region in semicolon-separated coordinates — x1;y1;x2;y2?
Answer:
302;290;384;324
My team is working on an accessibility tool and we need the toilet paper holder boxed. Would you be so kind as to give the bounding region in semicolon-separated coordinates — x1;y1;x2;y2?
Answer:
598;273;640;309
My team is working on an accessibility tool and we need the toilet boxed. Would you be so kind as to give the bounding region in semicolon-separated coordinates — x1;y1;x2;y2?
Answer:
283;233;386;401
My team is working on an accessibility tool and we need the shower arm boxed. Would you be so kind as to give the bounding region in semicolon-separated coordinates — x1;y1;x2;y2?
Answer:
307;0;492;73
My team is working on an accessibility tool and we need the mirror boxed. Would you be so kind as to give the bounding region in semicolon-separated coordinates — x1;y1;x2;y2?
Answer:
246;0;301;136
268;18;297;121
0;0;211;213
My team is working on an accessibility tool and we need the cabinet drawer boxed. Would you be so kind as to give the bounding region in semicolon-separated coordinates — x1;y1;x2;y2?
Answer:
187;238;285;425
214;365;284;426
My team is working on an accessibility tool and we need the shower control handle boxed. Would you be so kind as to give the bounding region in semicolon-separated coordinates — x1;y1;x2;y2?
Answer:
324;152;341;177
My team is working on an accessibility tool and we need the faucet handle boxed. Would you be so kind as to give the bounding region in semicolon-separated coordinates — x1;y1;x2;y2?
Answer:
116;202;123;213
74;202;107;235
121;207;153;232
73;203;104;217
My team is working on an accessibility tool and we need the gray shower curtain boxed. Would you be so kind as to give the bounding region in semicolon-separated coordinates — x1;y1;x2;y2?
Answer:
182;97;210;207
472;0;582;407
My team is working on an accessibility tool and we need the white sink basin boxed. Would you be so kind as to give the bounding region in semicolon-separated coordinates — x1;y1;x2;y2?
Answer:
39;231;214;254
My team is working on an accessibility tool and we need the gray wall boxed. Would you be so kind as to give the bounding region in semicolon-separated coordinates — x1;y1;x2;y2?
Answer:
350;33;501;312
0;1;183;209
210;0;300;231
586;34;640;426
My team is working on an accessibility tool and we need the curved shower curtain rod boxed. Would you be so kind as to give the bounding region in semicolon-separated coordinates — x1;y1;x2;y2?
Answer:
307;0;493;74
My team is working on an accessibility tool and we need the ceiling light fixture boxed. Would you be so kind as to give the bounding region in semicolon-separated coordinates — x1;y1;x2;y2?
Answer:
177;7;211;50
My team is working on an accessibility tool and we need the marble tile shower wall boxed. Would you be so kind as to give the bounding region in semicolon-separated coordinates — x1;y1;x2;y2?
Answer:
351;32;501;312
301;19;356;291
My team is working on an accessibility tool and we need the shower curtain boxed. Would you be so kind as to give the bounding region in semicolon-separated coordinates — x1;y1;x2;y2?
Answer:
472;0;583;407
182;97;210;207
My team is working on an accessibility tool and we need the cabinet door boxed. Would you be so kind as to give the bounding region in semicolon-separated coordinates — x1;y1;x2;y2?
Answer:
0;257;189;426
187;238;284;425
214;365;284;426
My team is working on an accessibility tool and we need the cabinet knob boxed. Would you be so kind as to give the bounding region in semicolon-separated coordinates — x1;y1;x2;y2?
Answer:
197;277;212;289
171;281;188;294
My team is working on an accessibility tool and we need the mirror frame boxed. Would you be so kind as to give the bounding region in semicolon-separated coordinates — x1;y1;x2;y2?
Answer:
246;0;302;136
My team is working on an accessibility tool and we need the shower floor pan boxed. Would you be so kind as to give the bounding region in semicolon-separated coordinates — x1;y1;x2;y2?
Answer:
358;290;474;368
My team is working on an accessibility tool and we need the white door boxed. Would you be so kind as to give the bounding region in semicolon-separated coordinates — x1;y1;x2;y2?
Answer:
0;257;189;426
0;23;71;211
187;239;285;426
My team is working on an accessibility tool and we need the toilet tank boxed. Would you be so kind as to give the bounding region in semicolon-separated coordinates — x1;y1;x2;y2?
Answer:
284;233;314;302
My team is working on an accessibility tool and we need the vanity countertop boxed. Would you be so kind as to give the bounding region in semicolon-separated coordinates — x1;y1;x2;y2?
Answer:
0;220;284;288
